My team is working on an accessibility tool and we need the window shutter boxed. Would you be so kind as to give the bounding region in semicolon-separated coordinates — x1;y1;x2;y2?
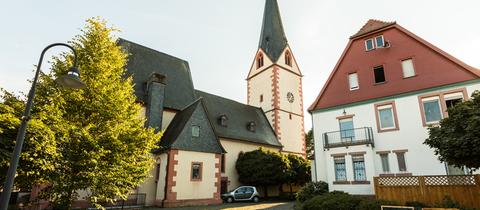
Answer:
349;73;359;90
401;59;415;78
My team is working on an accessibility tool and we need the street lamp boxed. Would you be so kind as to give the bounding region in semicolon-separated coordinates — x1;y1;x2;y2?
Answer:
0;43;86;210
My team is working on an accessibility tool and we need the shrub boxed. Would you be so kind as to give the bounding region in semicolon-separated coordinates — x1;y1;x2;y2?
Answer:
295;181;328;202
357;198;399;210
302;191;362;210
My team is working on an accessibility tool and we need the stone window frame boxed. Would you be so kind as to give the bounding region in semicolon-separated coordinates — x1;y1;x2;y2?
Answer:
374;101;400;133
191;162;203;181
417;87;468;127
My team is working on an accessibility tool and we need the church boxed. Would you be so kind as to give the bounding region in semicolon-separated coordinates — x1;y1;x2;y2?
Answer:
118;0;305;207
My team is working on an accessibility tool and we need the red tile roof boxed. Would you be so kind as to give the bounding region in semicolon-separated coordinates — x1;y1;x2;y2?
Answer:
350;19;396;39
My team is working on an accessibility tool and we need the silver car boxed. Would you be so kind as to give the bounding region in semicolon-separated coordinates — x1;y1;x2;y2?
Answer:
221;186;260;203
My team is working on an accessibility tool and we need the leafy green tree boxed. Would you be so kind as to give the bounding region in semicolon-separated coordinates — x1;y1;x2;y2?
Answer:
305;129;314;159
0;89;58;190
424;91;480;170
235;147;289;197
285;154;310;195
0;18;160;209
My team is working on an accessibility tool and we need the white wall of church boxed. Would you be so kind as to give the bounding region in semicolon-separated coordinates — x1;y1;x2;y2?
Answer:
162;110;176;130
155;153;168;203
219;138;280;191
276;47;301;75
248;69;273;112
173;150;218;200
248;49;274;78
278;70;303;114
278;111;304;154
137;157;158;206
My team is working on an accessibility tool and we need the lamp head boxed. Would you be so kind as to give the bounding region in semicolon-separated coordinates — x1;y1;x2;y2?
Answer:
55;67;86;89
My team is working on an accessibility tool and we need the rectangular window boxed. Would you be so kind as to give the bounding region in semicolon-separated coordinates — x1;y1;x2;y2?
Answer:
380;154;390;173
352;156;367;181
401;59;415;78
348;73;359;90
191;162;202;181
374;66;386;84
339;118;355;142
444;92;464;110
422;98;443;124
155;163;161;182
375;36;384;48
365;39;374;51
221;154;226;173
396;152;407;172
334;157;347;181
375;103;398;131
260;94;263;103
192;125;200;137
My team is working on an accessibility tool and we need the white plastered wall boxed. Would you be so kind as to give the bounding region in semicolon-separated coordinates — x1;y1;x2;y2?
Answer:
173;150;218;200
311;81;480;195
219;138;280;191
248;68;273;112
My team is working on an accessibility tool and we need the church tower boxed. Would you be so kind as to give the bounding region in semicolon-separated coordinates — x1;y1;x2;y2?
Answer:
247;0;305;156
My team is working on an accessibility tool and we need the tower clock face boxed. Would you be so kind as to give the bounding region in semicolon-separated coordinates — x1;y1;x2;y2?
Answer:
287;92;294;103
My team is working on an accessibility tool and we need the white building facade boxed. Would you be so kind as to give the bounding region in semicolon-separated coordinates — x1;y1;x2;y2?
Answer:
309;20;480;195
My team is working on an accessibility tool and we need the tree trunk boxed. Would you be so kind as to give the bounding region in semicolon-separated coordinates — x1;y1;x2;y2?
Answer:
289;183;293;197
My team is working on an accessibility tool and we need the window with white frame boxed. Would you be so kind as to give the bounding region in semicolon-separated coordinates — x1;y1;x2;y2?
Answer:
401;59;415;78
334;156;347;181
421;97;443;124
348;73;359;90
352;155;367;181
375;36;384;48
365;39;374;51
376;104;396;130
379;153;390;173
444;92;464;110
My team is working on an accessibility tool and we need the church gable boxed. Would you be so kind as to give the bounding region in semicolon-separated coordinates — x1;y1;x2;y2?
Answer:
309;21;480;111
247;48;274;79
159;99;225;154
276;46;302;75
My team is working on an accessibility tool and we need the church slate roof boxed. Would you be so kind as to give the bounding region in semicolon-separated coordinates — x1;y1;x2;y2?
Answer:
195;90;282;148
158;98;225;154
118;38;196;111
258;0;288;62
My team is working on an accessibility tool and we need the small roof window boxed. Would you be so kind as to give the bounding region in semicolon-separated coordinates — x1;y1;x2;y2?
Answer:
247;121;256;132
218;114;228;127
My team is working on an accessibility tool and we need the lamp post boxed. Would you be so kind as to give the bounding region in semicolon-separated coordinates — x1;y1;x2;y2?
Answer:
0;43;86;210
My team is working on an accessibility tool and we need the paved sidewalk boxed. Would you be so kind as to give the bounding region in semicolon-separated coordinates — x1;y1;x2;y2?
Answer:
146;201;295;210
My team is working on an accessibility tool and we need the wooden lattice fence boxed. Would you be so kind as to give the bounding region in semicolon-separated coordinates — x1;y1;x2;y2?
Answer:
374;175;480;209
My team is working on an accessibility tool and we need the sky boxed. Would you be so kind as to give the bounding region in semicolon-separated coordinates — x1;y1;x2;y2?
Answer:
1;0;480;130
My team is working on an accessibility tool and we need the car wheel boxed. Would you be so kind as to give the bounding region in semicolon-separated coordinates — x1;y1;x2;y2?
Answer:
253;196;259;203
226;197;234;203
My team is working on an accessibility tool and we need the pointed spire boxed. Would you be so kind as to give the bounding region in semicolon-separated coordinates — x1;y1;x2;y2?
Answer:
258;0;288;62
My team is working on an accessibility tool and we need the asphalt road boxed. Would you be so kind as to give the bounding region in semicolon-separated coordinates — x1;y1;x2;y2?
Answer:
146;201;295;210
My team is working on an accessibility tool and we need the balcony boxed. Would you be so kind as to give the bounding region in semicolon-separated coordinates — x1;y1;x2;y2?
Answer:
323;127;374;149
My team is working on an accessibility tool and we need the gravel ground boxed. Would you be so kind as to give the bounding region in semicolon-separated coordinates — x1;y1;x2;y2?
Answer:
146;201;295;210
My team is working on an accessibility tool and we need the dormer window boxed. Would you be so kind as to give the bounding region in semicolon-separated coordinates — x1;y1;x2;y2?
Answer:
285;51;292;66
247;121;256;132
257;53;264;69
218;114;228;127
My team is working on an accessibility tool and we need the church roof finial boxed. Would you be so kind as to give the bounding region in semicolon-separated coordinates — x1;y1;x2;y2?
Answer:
258;0;288;62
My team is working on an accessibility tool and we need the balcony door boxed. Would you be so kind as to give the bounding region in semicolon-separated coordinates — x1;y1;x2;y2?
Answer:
339;118;355;142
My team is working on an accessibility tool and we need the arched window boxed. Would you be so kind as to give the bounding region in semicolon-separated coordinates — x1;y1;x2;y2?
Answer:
256;53;264;69
285;51;292;66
